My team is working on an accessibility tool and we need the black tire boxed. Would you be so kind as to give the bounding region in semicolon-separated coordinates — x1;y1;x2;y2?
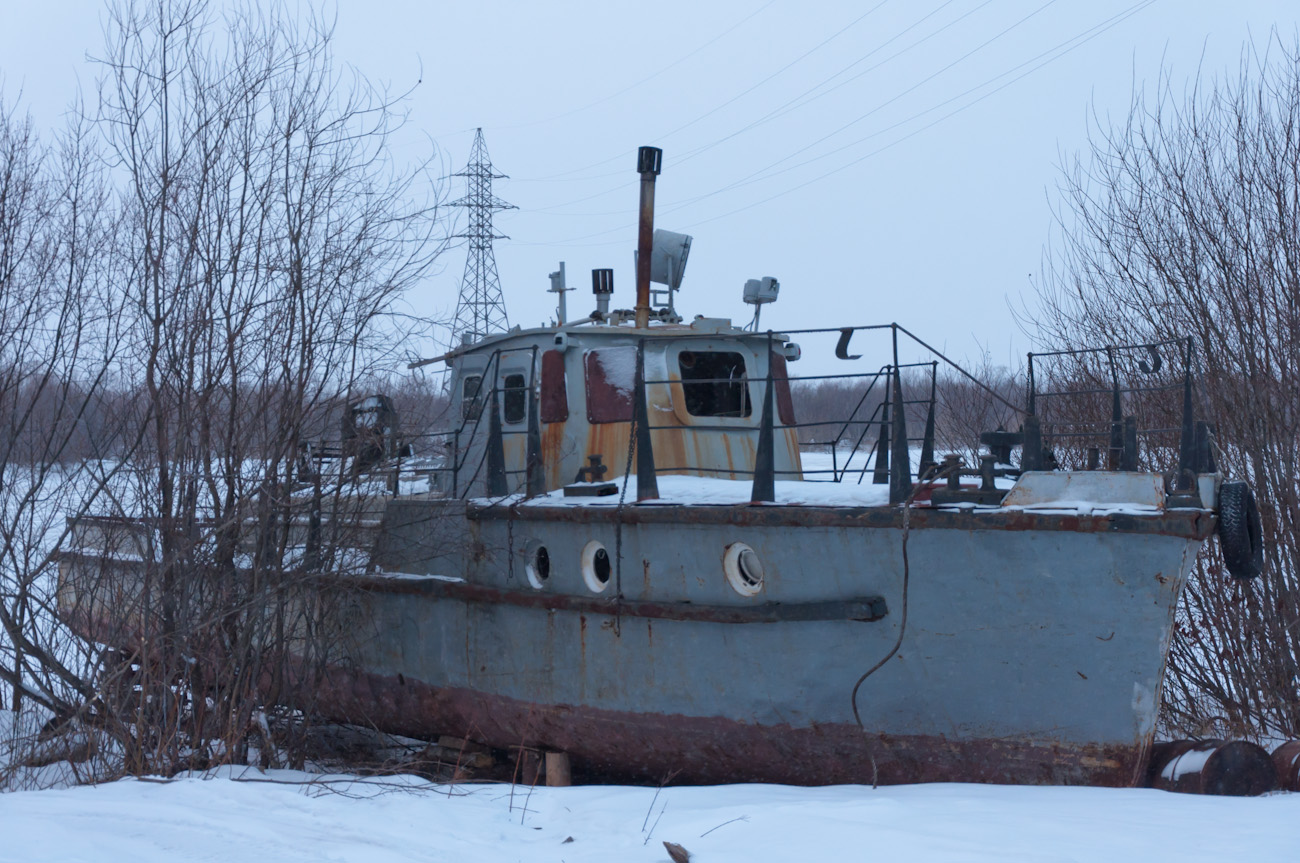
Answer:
1218;481;1263;579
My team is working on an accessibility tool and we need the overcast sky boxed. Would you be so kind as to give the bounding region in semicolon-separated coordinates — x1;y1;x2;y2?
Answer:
3;1;1298;371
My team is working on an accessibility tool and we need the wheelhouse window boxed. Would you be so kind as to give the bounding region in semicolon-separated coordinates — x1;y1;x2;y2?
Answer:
503;373;527;424
461;375;485;421
678;351;752;418
540;350;568;423
585;347;635;424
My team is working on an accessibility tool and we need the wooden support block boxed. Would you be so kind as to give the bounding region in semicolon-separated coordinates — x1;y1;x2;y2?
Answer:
420;742;493;770
438;735;490;755
545;751;571;787
442;747;494;769
514;747;542;785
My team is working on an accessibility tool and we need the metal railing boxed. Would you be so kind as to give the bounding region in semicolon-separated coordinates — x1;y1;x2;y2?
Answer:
303;323;1212;506
627;324;1013;504
1024;336;1213;489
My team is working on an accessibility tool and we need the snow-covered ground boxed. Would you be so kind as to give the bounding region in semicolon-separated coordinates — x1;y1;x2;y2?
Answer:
0;769;1294;862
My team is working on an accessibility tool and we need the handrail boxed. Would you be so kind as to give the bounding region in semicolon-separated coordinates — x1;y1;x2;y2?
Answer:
307;323;1206;501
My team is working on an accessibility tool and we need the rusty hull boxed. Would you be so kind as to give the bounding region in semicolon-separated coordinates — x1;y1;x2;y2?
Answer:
58;477;1213;789
335;492;1209;788
315;663;1145;787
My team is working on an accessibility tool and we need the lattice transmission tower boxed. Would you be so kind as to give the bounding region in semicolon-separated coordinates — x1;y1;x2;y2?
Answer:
450;128;515;345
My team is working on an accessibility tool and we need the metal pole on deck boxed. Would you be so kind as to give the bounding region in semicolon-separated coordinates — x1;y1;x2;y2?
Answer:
1022;414;1044;471
1107;346;1123;470
919;361;937;477
1176;337;1196;489
486;362;507;496
872;395;890;486
635;340;660;501
634;147;662;330
751;332;776;503
889;366;910;504
889;325;910;503
525;350;544;498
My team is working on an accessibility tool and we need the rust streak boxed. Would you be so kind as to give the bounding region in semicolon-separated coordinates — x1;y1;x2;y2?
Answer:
313;667;1153;788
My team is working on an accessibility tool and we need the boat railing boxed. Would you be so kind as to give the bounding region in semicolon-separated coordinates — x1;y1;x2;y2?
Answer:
623;324;1023;504
340;324;1018;504
637;359;939;487
1025;335;1214;487
383;325;969;502
407;343;543;499
296;342;544;501
321;324;1214;506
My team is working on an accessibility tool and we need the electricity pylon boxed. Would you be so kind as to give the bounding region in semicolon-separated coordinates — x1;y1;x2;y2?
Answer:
450;128;515;345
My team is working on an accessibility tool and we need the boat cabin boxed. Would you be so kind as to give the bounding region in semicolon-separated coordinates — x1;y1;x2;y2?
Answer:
431;316;802;498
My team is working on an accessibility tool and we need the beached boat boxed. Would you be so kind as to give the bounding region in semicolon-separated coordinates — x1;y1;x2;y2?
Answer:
59;147;1259;787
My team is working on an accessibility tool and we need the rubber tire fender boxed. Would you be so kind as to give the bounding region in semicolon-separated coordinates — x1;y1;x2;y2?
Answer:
1217;481;1263;579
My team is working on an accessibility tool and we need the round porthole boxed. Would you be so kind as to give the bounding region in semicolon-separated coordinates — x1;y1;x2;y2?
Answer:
525;544;550;590
723;542;764;596
581;540;612;593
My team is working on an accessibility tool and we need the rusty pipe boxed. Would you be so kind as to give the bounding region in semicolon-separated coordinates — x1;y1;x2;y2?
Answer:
635;146;662;330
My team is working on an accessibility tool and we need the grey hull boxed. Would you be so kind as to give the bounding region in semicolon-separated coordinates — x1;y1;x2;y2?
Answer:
325;498;1211;786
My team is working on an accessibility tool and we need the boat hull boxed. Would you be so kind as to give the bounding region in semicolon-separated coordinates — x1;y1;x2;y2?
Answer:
323;498;1213;786
316;664;1148;786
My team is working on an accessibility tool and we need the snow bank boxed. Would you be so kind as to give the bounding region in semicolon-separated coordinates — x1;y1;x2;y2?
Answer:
0;770;1295;862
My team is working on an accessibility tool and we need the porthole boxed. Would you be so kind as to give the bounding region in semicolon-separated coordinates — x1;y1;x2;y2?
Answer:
723;542;765;596
581;540;612;593
525;544;550;590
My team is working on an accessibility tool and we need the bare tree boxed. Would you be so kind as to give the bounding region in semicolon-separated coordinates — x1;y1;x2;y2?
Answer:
1;0;446;785
1032;33;1300;740
0;93;138;787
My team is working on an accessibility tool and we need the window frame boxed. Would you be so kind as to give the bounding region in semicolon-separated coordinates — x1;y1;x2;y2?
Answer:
584;346;637;425
667;343;759;427
502;371;528;425
460;372;486;422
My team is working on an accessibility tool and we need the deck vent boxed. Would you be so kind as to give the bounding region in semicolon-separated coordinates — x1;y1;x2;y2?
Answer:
724;542;765;596
525;543;550;590
592;268;614;318
581;540;612;592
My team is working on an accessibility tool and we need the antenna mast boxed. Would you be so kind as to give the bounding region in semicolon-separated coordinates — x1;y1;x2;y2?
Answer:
451;128;516;344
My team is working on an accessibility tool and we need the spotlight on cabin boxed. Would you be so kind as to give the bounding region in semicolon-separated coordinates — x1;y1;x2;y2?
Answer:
743;276;780;330
650;230;692;291
647;230;692;320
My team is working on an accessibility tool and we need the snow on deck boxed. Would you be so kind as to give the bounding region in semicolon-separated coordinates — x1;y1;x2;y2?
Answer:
517;473;894;508
508;472;1165;515
0;769;1294;862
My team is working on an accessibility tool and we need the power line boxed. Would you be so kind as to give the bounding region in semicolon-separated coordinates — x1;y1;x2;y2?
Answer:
670;0;1157;231
664;0;1065;210
510;0;1156;248
513;0;894;185
671;0;987;167
528;0;993;218
499;0;780;176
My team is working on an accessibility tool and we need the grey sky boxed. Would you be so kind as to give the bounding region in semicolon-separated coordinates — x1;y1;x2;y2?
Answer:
3;1;1298;371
